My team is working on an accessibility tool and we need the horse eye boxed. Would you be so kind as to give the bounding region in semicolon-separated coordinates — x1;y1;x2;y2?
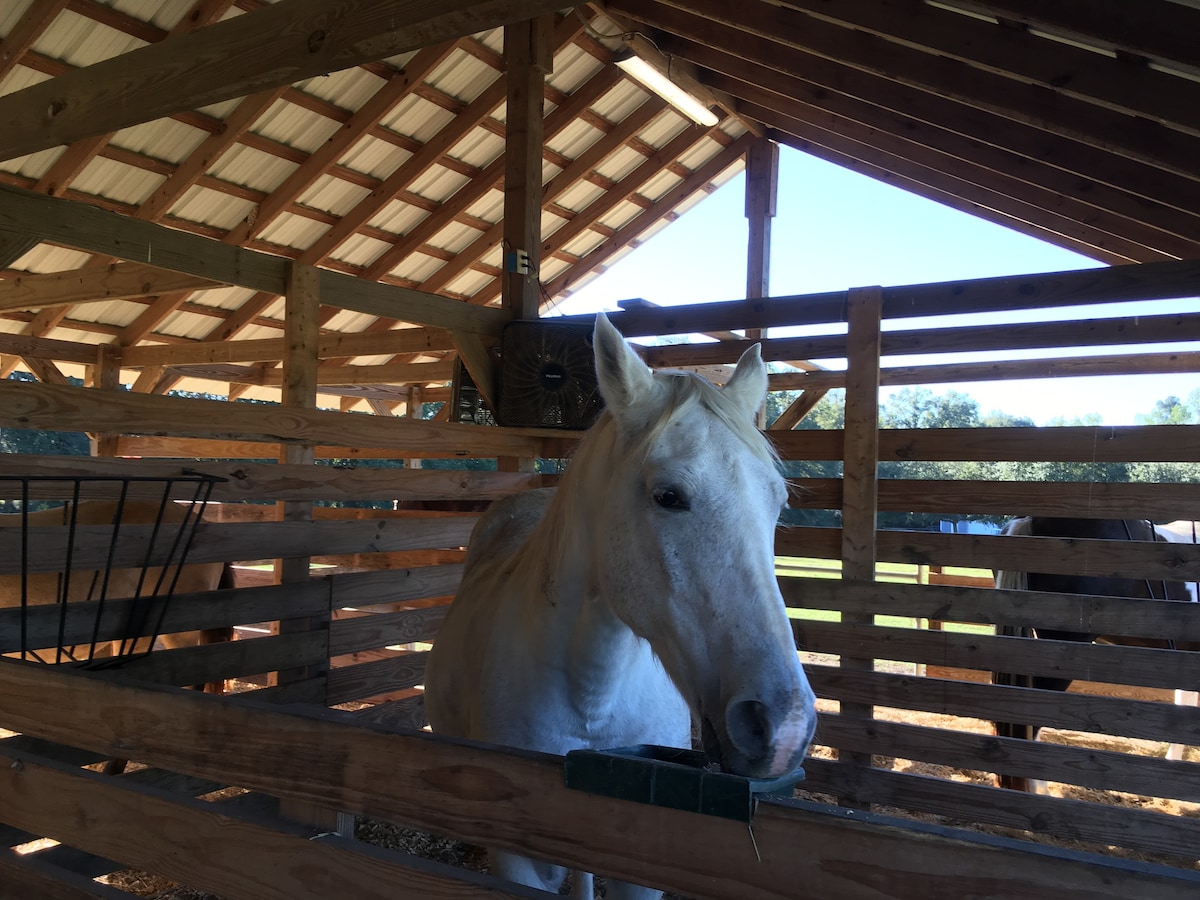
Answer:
653;487;690;511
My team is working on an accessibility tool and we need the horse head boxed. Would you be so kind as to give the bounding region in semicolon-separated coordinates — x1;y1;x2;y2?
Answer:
585;313;817;778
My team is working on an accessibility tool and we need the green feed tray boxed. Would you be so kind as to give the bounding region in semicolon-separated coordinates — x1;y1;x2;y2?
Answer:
563;745;806;823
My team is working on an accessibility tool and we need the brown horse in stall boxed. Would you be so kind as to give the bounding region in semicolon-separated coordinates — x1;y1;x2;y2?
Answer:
0;499;233;692
992;517;1199;790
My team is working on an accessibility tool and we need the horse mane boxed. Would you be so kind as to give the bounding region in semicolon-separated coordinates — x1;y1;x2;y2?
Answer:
637;370;779;466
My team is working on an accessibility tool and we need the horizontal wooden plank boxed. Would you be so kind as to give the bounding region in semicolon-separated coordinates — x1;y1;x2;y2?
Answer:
783;577;1200;642
806;665;1200;745
769;351;1200;392
790;478;1200;518
98;631;328;687
818;713;1200;802
776;527;1200;581
329;565;463;610
0;578;329;653
329;606;447;657
642;312;1200;369
0;517;472;574
0;454;541;504
878;530;1200;581
794;620;1200;691
187;518;475;570
1;663;1197;899
325;651;428;706
0;846;129;900
0;381;557;457
800;756;1200;863
771;426;1200;464
0;745;537;900
573;259;1200;337
352;696;427;732
119;327;457;368
873;479;1200;519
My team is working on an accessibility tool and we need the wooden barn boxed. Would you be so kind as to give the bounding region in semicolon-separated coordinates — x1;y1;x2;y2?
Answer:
0;1;1198;897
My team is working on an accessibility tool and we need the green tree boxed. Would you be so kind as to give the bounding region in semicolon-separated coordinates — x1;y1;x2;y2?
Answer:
1135;394;1198;425
879;387;980;429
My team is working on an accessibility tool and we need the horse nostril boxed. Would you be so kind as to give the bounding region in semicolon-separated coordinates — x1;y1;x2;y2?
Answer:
725;698;772;761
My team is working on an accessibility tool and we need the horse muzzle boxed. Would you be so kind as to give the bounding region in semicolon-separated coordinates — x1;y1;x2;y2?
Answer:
701;687;816;779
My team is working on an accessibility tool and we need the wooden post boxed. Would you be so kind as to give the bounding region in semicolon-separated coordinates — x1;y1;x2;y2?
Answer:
745;139;777;427
501;16;553;322
275;262;344;834
90;344;121;458
838;286;882;809
744;138;778;317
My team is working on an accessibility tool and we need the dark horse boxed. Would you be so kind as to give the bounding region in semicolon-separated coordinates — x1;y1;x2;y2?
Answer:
992;517;1198;789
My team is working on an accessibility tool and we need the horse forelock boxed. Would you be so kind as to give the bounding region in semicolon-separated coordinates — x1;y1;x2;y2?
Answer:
641;371;777;467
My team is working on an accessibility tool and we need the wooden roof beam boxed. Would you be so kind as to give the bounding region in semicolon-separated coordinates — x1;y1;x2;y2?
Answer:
699;68;1200;258
119;327;456;368
761;0;1200;137
0;0;577;161
0;263;221;314
662;32;1200;231
223;40;465;249
0;0;70;83
0;183;508;337
31;0;238;199
591;1;763;136
910;0;1200;77
614;0;1200;184
356;11;593;284
158;358;455;388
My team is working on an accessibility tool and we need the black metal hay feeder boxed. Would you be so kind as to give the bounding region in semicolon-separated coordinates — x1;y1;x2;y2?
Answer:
564;745;806;823
0;473;225;668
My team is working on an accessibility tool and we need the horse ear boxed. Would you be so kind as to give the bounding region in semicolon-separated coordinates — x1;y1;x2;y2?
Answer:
723;343;768;419
593;312;654;415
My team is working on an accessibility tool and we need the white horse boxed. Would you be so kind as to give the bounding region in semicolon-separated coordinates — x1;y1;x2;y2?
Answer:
424;314;816;899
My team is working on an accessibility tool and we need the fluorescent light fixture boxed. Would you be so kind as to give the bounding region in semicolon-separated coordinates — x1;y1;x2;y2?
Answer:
614;49;719;127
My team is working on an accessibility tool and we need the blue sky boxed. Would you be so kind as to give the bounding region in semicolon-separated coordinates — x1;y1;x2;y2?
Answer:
548;146;1199;426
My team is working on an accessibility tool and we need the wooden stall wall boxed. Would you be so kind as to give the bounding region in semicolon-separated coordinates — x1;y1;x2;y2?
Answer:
1;258;1199;896
749;263;1200;870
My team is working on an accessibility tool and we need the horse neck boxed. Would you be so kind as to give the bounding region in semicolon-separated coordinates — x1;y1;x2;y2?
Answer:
514;415;646;667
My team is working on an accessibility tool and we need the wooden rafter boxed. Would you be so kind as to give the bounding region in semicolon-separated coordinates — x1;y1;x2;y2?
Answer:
956;0;1200;72
0;0;576;160
614;0;1200;183
669;38;1200;244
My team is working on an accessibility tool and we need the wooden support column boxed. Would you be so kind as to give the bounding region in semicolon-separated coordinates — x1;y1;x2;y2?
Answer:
275;262;343;833
838;285;882;810
501;15;553;322
89;344;121;458
745;139;777;427
744;138;778;320
276;261;323;683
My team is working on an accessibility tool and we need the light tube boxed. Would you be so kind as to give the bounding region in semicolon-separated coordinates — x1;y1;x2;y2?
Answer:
614;51;719;127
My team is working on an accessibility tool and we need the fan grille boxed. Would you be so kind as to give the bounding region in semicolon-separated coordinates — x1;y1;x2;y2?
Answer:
497;321;603;429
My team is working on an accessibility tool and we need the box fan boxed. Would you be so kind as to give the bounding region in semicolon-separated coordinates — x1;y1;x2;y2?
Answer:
450;320;604;430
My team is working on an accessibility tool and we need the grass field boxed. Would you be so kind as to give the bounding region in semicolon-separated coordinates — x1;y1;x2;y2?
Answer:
776;555;995;635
